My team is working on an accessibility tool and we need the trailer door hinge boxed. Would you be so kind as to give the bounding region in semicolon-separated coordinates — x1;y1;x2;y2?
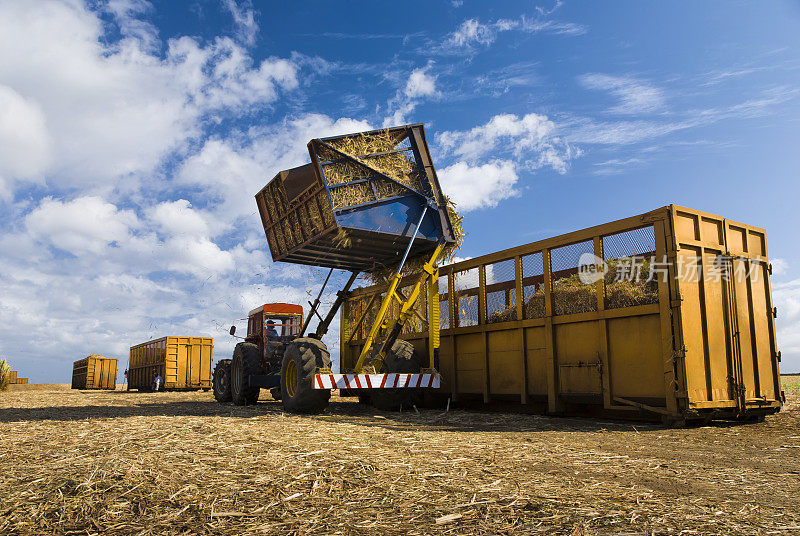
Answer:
772;307;778;318
768;263;773;276
775;351;781;363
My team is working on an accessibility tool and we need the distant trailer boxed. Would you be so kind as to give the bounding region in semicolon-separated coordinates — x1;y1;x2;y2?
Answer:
128;337;213;391
15;378;28;385
8;370;17;384
72;355;118;390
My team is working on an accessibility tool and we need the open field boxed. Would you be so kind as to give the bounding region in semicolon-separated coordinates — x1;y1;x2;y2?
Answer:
1;378;799;535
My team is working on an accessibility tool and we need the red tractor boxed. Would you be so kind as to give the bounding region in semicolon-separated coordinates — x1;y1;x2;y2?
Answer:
213;294;349;413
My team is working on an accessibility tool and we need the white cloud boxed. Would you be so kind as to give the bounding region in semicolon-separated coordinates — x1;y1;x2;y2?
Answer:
177;113;373;232
384;63;438;126
445;15;586;50
773;276;800;372
437;160;519;212
148;199;210;237
771;258;788;276
0;0;299;195
405;66;437;98
164;236;235;277
25;196;139;255
436;112;576;172
0;84;51;199
579;73;665;114
222;0;259;46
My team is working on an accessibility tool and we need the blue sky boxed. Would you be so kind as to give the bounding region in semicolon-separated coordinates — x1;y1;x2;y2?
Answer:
1;0;799;383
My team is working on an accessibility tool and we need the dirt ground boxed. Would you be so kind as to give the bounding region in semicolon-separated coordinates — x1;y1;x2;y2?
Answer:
1;379;799;536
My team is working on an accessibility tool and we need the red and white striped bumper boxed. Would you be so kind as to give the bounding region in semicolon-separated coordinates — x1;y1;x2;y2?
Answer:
313;373;441;390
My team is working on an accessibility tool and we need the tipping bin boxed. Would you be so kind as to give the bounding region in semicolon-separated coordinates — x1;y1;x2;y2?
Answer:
72;355;118;390
128;337;213;391
255;124;456;271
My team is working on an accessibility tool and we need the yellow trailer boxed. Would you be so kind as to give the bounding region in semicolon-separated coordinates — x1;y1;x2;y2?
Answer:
128;337;213;391
72;355;118;390
8;371;17;384
341;205;783;424
15;378;28;385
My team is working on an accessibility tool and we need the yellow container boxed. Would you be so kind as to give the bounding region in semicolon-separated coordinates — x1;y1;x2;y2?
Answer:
341;205;782;424
15;378;28;385
128;337;213;391
8;371;17;384
72;355;118;390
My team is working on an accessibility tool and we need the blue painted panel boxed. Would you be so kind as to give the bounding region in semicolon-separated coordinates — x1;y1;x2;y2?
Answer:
335;196;442;240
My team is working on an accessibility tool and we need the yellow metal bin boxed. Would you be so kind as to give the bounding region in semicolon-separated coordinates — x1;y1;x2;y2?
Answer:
128;337;213;391
72;355;118;390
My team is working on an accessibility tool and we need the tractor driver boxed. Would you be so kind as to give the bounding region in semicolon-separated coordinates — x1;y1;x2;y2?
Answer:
265;319;280;340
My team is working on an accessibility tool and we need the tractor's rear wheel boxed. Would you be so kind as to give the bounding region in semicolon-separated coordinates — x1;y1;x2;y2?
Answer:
231;343;261;405
281;337;331;414
371;339;423;411
213;359;232;403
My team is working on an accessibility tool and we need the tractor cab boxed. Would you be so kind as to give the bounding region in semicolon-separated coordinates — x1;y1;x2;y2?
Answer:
245;303;303;345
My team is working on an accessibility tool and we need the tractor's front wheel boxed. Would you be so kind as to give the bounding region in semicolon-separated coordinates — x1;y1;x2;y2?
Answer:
212;359;232;403
231;343;261;405
281;337;331;414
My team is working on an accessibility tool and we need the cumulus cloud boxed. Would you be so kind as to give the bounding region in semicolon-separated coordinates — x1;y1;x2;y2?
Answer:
148;199;210;237
0;84;51;199
436;112;577;173
384;63;438;126
579;73;665;114
0;0;299;194
25;196;139;255
222;0;259;46
437;160;520;212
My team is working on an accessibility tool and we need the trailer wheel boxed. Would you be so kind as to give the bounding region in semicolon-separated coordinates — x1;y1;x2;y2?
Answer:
231;343;261;405
212;359;232;403
281;337;331;414
371;339;422;411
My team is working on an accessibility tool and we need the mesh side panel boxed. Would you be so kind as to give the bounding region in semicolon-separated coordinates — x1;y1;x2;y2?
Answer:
521;252;545;319
317;191;335;227
603;226;659;309
307;200;324;235
361;293;383;340
439;275;450;329
485;258;517;323
550;241;597;316
454;268;479;327
400;284;427;334
346;297;361;341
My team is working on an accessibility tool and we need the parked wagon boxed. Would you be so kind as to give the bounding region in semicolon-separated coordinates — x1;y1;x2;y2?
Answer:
341;205;783;424
128;337;213;391
72;355;118;390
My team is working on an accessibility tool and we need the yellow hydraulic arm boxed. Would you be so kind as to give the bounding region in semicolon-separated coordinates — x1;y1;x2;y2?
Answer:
352;240;443;374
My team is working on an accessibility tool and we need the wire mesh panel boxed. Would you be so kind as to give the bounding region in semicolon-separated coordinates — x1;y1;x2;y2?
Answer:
454;267;479;327
521;252;545;319
602;226;659;309
439;276;450;329
550;240;598;316
485;258;517;323
401;284;427;334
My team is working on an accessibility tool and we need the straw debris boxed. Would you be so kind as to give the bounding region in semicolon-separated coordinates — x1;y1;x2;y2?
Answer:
1;385;798;535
